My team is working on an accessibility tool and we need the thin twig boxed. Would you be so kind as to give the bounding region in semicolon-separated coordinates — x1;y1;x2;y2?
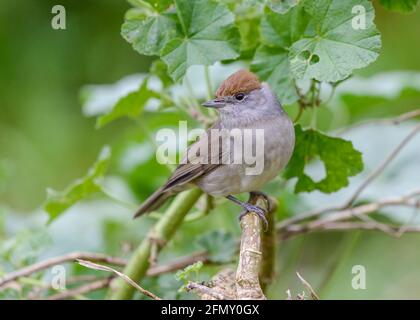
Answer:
78;259;161;300
280;190;420;239
0;252;127;288
187;282;227;300
296;272;320;300
345;123;420;206
277;123;420;231
46;277;112;300
146;251;209;277
337;109;420;135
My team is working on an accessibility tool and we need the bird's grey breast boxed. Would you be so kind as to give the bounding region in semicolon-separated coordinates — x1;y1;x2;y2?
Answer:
195;113;295;196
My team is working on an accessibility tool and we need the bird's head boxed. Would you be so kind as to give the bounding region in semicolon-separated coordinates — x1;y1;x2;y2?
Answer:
202;69;282;122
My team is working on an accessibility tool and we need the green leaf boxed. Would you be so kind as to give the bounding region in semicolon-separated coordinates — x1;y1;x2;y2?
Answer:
96;79;157;128
121;13;178;56
197;230;236;263
379;0;419;13
284;125;363;193
267;0;300;14
252;46;298;104
150;59;173;88
44;146;111;222
127;0;172;13
251;5;308;104
289;0;381;82
161;0;240;82
175;261;204;281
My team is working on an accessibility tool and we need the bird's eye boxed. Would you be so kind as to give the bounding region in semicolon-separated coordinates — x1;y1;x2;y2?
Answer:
235;92;245;101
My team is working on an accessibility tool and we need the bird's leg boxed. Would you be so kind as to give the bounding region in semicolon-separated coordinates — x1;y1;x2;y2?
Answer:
226;194;268;230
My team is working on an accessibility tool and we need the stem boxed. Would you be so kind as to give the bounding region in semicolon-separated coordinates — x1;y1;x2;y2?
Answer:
108;188;203;300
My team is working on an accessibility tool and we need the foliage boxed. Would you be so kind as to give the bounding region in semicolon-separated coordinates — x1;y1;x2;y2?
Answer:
43;146;111;222
175;261;204;291
2;0;420;300
284;125;363;193
197;230;236;263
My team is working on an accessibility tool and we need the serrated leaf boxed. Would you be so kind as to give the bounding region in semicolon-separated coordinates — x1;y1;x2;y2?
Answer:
251;5;308;104
289;0;381;82
161;0;240;82
267;0;300;14
252;46;298;104
284;125;363;193
122;13;178;56
44;146;111;222
197;230;236;263
96;79;157;128
379;0;419;13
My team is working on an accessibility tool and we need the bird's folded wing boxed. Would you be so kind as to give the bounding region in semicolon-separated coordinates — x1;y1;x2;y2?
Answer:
163;121;226;190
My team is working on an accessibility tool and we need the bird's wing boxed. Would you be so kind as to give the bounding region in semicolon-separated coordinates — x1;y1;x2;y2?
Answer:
133;121;226;217
163;121;225;191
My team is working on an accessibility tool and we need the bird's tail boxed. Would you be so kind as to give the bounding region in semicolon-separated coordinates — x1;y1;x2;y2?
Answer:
133;187;173;218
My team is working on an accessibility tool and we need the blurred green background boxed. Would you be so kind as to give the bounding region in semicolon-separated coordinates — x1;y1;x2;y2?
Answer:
1;0;420;299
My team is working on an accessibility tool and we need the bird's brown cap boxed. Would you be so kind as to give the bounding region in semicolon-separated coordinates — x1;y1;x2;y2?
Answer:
215;69;261;98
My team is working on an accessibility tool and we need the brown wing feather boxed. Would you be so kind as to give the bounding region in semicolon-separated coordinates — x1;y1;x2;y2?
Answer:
134;121;224;218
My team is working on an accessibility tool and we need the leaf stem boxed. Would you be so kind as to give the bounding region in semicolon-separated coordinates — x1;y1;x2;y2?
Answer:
108;188;203;300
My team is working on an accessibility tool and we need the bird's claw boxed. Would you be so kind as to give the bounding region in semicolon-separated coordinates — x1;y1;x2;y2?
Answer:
238;204;268;231
250;191;272;212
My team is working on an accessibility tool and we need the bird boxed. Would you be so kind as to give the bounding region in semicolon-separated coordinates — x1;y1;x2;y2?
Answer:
133;69;295;226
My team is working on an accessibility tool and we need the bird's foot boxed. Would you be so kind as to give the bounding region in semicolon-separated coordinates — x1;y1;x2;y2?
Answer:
238;203;268;231
250;191;272;212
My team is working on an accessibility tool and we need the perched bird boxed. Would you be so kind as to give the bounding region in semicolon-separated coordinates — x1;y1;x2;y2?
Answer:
134;69;295;225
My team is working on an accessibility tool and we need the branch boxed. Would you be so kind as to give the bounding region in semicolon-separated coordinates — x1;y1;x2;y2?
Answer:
0;252;126;288
46;277;112;300
187;282;228;300
108;188;202;300
78;259;161;300
296;272;319;300
146;251;209;277
279;190;420;239
336;109;420;135
277;122;420;231
235;194;268;300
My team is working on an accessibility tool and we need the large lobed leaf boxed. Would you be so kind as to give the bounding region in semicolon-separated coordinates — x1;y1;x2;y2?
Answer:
161;0;240;82
289;0;382;82
251;5;309;104
44;146;111;222
284;125;363;193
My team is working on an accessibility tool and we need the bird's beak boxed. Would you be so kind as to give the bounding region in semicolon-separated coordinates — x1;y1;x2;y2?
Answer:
201;98;225;108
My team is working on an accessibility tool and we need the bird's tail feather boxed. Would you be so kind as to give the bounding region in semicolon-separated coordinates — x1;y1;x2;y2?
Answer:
133;188;173;218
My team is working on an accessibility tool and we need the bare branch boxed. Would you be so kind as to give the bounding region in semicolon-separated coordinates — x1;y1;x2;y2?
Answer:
280;190;420;239
0;252;126;288
187;282;228;300
236;194;268;300
146;251;208;277
277;123;420;231
46;277;112;300
337;109;420;135
346;123;420;206
296;272;319;300
78;259;161;300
